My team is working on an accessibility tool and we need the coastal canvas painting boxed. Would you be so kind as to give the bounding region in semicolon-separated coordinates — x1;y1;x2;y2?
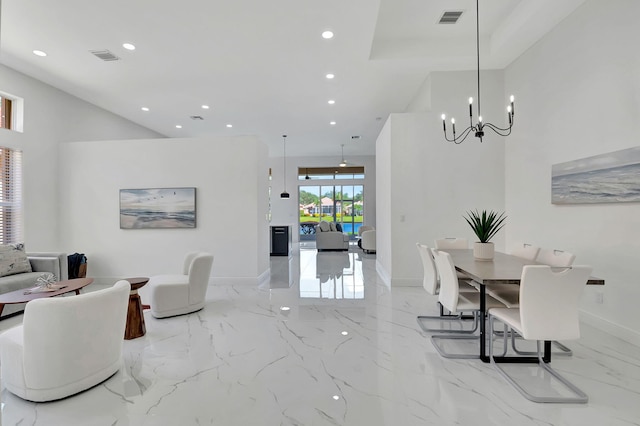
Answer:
120;187;196;229
552;147;640;204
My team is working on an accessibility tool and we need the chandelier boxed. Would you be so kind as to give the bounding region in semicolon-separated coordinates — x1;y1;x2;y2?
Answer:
441;0;515;144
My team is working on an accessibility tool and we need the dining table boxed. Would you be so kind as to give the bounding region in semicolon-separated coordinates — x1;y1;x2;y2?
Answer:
441;249;605;363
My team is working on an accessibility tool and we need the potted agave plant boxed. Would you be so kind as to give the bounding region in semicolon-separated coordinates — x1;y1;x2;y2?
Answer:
464;209;507;261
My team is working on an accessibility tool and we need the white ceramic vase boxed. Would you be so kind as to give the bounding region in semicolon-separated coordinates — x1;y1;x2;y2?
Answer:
473;242;494;261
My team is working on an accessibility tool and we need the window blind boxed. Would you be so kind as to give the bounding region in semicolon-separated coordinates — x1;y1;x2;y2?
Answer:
0;147;23;244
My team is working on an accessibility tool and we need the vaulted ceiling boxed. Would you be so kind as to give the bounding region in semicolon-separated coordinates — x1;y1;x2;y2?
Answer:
0;0;585;157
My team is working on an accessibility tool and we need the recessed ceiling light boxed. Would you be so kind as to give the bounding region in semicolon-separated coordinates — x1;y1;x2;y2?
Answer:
33;50;47;57
332;395;340;400
141;107;149;112
322;30;334;39
201;105;210;109
175;125;182;129
280;306;290;311
330;121;336;125
326;73;335;79
122;43;136;51
341;331;348;336
328;100;335;105
226;124;233;128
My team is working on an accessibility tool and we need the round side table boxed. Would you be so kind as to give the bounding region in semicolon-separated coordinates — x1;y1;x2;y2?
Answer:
124;277;149;340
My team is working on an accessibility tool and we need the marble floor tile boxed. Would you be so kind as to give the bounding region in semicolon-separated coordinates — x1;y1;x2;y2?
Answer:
1;245;639;425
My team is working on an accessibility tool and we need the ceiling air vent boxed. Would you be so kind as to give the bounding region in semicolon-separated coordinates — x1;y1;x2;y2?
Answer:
190;116;204;120
89;50;120;61
438;10;463;24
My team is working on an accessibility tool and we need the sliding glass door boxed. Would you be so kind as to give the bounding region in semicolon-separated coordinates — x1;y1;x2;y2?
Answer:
299;185;364;240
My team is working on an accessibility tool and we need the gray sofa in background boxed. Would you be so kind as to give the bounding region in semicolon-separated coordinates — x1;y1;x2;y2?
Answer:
0;252;68;318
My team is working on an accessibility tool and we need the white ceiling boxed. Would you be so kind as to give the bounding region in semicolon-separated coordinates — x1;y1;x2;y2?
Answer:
0;0;585;157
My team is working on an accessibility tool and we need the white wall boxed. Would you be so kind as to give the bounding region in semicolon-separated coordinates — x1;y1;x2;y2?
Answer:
58;137;269;285
268;154;376;242
0;64;163;250
377;70;506;286
505;0;640;344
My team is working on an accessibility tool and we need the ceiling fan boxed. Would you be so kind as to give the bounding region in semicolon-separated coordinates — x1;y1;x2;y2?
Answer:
338;144;356;167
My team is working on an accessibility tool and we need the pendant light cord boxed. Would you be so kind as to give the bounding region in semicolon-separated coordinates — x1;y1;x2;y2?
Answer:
282;135;287;191
476;0;481;119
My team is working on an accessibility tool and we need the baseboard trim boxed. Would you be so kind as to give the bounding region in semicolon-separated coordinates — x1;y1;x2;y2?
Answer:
257;269;270;287
580;309;640;348
90;276;265;287
375;261;391;288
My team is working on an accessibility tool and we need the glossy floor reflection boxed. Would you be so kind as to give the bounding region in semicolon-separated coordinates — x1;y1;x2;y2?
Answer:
1;244;639;425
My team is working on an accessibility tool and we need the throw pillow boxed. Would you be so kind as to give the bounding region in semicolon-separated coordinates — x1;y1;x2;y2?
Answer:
329;222;337;232
0;243;33;277
318;220;330;232
336;223;343;232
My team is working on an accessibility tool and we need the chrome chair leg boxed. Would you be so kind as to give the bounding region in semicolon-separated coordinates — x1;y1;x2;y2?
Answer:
510;332;573;356
489;316;588;403
417;306;479;334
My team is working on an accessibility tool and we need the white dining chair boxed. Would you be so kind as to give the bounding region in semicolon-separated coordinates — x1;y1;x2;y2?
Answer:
510;243;540;262
415;243;477;333
488;265;592;403
489;244;575;356
536;248;575;267
434;237;476;285
430;249;506;358
434;237;468;250
488;243;540;308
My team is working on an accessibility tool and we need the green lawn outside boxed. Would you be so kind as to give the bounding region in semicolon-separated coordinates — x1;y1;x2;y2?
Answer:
300;215;363;223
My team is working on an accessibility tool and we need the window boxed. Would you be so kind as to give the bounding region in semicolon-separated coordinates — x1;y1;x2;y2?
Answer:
0;147;23;244
298;166;364;181
0;97;12;130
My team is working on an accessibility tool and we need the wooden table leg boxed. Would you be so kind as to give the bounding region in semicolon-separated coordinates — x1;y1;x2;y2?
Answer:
124;290;146;340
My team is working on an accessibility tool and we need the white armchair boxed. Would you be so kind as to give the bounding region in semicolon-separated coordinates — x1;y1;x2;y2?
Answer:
361;229;376;253
0;280;130;402
140;252;214;318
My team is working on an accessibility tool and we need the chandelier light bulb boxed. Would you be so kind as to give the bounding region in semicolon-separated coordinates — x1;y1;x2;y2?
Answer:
451;118;455;124
507;106;512;113
478;116;483;123
469;97;474;104
441;114;446;120
510;95;515;102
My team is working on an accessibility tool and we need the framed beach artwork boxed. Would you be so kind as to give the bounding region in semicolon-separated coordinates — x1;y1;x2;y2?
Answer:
552;147;640;204
120;187;196;229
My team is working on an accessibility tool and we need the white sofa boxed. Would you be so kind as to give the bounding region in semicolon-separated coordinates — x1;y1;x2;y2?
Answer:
0;280;130;402
315;221;349;251
0;250;68;318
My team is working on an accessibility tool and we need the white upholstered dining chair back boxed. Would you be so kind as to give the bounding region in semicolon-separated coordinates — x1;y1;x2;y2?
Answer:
416;243;438;295
510;243;540;262
536;249;575;267
435;238;468;250
431;249;460;313
518;265;592;341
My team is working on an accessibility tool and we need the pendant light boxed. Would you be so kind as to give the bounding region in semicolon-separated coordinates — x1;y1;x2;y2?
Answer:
280;135;290;199
305;168;311;180
339;144;347;167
